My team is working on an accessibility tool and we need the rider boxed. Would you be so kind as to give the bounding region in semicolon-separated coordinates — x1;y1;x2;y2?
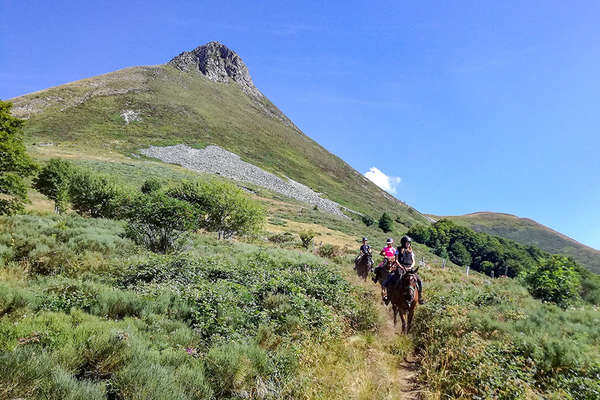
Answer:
355;237;373;268
385;235;424;304
373;238;398;287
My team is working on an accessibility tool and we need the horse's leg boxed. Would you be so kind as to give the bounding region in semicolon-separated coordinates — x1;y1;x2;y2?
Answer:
400;310;406;334
407;303;416;333
392;304;397;327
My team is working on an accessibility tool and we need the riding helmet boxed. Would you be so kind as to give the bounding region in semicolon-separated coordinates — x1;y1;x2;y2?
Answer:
400;235;412;247
386;238;394;244
362;237;368;241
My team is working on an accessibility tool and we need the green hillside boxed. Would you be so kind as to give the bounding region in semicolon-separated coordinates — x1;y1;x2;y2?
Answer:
444;212;600;274
8;43;427;227
3;42;600;399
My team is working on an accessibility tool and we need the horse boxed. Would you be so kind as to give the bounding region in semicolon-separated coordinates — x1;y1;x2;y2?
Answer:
373;259;393;304
388;266;420;334
354;253;373;281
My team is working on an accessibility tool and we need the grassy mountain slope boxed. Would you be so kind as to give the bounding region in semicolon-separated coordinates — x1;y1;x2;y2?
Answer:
8;59;427;226
444;212;600;274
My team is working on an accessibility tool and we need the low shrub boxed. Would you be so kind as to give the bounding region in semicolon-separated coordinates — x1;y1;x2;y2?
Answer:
317;243;343;259
299;231;315;249
268;232;296;244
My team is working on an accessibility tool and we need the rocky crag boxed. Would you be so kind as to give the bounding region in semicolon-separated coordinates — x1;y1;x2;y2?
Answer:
169;41;299;131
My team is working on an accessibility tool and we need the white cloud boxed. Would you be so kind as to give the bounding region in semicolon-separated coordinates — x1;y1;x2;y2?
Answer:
364;167;402;195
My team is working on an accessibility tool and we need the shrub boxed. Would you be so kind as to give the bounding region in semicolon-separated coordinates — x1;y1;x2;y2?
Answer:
299;231;316;249
69;170;132;219
361;215;374;227
140;178;162;194
125;193;197;253
522;255;582;308
167;180;265;239
33;158;75;214
318;244;342;259
378;212;393;233
268;232;296;244
205;343;275;398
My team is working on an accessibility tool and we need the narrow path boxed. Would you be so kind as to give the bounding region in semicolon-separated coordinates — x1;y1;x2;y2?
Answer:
347;270;423;399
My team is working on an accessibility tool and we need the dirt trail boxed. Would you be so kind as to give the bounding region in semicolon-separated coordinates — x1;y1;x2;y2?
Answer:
349;271;423;399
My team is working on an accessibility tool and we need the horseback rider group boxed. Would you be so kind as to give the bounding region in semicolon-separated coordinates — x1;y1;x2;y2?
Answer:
361;235;424;305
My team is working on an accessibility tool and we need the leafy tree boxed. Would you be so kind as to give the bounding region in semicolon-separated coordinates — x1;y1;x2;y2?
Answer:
523;255;582;308
141;178;162;194
299;231;316;249
407;224;431;244
378;212;393;233
69;170;132;219
125;193;197;253
449;240;472;267
361;214;374;227
167;180;265;239
33;158;74;213
0;100;37;214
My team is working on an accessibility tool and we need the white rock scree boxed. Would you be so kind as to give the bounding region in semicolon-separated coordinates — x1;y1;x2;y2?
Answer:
140;144;348;217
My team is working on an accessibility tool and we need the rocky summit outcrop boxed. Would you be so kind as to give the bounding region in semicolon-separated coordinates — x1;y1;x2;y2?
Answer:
168;42;300;131
169;41;261;98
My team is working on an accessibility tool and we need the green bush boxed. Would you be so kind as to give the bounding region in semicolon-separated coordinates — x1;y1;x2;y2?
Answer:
361;214;374;227
522;255;582;308
318;243;342;259
69;170;132;219
125;193;197;253
167;180;265;239
299;231;316;249
140;177;162;194
268;231;296;244
33;158;75;213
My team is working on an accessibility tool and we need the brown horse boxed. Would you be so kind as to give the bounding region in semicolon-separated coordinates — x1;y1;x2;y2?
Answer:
373;259;393;304
389;266;420;334
354;253;372;281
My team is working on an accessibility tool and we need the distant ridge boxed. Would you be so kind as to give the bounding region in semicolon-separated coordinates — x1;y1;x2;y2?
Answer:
445;212;600;274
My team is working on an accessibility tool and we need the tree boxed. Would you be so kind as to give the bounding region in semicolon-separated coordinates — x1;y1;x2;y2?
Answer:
523;255;581;308
449;240;472;267
126;193;197;253
378;212;393;233
407;224;431;244
33;158;74;213
0;100;37;214
167;180;265;239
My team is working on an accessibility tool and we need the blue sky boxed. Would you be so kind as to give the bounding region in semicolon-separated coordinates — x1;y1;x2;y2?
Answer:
1;1;599;249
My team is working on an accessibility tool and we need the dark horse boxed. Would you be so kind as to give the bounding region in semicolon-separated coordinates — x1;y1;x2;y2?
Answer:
388;266;420;334
373;259;392;304
354;253;373;281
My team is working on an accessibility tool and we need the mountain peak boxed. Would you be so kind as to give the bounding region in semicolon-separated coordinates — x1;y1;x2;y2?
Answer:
168;42;260;97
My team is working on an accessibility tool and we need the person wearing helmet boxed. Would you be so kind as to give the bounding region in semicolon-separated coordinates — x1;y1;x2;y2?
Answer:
384;235;425;304
372;238;398;283
355;237;373;269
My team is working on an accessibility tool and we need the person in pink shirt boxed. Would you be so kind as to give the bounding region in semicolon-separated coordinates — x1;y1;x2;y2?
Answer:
372;238;398;282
